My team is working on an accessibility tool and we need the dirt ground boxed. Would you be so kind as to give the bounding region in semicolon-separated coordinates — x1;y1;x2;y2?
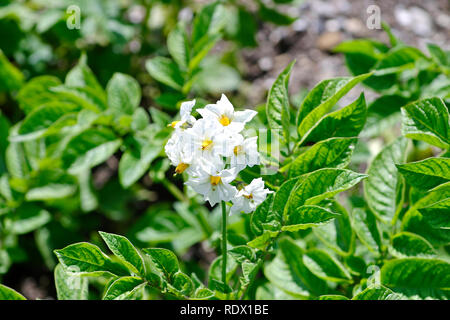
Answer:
239;0;450;106
10;0;450;300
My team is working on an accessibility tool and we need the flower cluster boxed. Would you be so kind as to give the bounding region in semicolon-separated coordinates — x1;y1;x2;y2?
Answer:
165;94;272;214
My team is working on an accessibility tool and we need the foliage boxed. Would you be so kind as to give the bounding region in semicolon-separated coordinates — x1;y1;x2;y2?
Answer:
0;0;449;301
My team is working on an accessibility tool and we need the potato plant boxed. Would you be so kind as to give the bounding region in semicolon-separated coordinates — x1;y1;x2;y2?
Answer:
0;1;449;301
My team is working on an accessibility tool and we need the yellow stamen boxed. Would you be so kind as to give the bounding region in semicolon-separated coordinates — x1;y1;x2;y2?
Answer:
168;120;180;128
175;163;189;174
219;115;231;126
201;139;213;150
210;176;221;186
243;193;253;200
233;145;243;156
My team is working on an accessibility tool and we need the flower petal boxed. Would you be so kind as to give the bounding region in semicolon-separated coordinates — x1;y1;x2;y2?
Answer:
233;109;257;124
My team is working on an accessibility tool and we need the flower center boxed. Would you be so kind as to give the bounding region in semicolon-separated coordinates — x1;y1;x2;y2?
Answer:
219;115;231;126
243;193;253;199
175;162;189;174
168;120;180;128
233;145;243;155
201;139;213;150
210;175;221;186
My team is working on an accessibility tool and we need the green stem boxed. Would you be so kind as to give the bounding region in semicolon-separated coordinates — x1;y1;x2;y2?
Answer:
221;201;228;288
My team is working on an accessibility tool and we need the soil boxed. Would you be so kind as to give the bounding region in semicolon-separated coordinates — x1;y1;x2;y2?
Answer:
238;0;449;106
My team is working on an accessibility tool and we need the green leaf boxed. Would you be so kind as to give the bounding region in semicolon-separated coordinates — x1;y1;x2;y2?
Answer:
289;137;356;178
286;168;367;216
119;130;167;188
319;295;349;300
228;7;257;47
264;238;328;298
313;201;355;256
299;93;367;145
167;23;190;71
427;43;449;67
50;85;107;112
334;39;389;90
54;263;89;300
302;249;352;283
25;184;77;201
62;127;121;174
0;284;26;300
401;184;450;246
143;248;179;279
375;47;427;73
76;169;98;212
228;245;256;264
401;97;450;149
12;102;80;142
16;76;62;114
146;57;184;91
11;204;51;234
192;287;215;300
107;73;141;115
364;137;409;223
65;54;104;99
250;193;277;236
54;242;129;276
352;285;403;300
0;49;23;93
381;258;450;299
265;60;295;146
99;231;146;276
271;178;298;221
397;157;450;190
344;255;366;276
189;34;221;72
282;205;340;232
0;113;10;173
390;232;436;258
366;47;427;91
5;129;31;179
334;39;388;59
362;95;408;138
419;197;450;229
208;253;238;285
103;276;145;300
381;22;400;47
247;230;279;251
258;1;296;25
297;73;371;137
255;282;296;300
131;108;150;132
170;272;195;297
194;59;240;94
191;2;226;44
352;208;382;254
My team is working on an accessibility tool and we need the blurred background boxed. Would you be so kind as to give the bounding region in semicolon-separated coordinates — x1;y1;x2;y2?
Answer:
0;0;448;299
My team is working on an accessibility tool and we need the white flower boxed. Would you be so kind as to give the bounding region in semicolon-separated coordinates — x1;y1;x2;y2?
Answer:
168;99;196;130
185;160;238;206
184;118;226;167
230;178;273;214
164;131;195;175
163;93;269;211
228;135;259;170
196;94;257;133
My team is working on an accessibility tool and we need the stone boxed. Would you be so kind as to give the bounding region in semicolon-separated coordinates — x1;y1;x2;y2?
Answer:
316;31;344;51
